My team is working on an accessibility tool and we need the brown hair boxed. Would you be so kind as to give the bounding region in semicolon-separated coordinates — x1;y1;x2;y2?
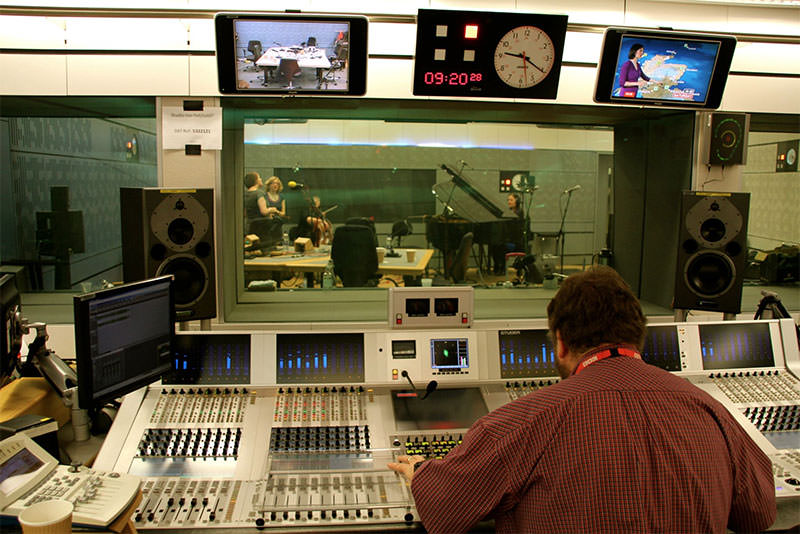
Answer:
244;171;260;188
265;176;283;192
546;266;646;353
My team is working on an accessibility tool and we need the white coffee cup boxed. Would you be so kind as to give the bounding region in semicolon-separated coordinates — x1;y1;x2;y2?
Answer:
18;500;73;534
376;247;386;263
421;277;433;287
406;249;416;263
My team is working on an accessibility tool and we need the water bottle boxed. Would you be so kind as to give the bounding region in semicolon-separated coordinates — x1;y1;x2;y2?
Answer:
322;260;335;289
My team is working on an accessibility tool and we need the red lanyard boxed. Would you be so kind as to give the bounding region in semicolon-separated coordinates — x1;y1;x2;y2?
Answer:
573;345;641;376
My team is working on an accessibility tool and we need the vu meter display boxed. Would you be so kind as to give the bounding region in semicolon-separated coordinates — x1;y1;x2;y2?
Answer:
498;329;558;378
699;323;774;370
413;9;568;99
165;334;251;385
276;333;365;384
641;325;682;372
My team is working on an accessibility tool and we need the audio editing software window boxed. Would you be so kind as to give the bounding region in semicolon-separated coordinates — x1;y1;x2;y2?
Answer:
641;325;682;371
699;323;774;370
498;330;558;378
276;333;365;383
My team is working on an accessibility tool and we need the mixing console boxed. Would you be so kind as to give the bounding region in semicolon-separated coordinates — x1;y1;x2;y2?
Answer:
90;320;800;531
137;428;241;458
150;387;249;425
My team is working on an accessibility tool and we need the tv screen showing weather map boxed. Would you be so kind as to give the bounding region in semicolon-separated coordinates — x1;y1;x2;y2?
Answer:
593;28;736;109
613;35;719;104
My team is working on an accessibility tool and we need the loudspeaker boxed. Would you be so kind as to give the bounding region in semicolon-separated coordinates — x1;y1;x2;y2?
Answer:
120;188;216;320
704;113;749;165
673;191;750;314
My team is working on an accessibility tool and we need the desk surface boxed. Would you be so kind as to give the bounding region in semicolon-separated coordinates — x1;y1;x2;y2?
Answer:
256;46;331;68
245;248;434;277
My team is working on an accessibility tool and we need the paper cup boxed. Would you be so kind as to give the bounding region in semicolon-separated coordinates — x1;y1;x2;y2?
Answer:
18;500;73;534
421;278;433;287
376;247;386;263
405;249;416;263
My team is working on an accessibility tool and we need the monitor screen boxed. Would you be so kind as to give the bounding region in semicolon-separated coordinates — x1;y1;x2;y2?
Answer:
215;13;368;95
430;338;469;370
0;274;22;380
498;329;558;378
276;333;364;384
74;276;174;409
641;325;682;372
593;28;736;109
699;322;775;370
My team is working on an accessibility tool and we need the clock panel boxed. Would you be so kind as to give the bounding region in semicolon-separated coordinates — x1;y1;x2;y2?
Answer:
412;9;568;99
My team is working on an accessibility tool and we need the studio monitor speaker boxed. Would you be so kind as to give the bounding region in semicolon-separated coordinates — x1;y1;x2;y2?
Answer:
120;188;216;320
673;191;750;314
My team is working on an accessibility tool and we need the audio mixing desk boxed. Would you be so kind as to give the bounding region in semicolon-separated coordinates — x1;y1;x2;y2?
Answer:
92;319;800;531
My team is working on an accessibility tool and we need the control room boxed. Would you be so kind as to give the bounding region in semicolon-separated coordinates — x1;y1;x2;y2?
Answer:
0;0;799;532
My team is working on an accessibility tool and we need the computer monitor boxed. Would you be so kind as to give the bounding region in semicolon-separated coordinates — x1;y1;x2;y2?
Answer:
74;276;174;410
0;274;22;381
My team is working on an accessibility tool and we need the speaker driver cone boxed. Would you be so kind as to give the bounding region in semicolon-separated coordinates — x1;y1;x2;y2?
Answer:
685;250;735;298
156;254;208;307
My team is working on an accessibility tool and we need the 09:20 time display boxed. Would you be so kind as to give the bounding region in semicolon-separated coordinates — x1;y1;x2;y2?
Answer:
423;72;483;85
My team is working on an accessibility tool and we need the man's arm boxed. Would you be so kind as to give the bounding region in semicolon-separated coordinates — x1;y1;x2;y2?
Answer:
724;418;777;532
390;421;513;534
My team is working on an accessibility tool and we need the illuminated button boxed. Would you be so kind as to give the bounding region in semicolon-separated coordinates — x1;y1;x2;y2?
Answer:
392;369;399;380
464;25;478;39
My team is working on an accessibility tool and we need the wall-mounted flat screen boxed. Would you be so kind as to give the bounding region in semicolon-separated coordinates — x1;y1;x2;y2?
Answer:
498;329;558;378
593;28;736;109
215;13;367;95
699;322;774;370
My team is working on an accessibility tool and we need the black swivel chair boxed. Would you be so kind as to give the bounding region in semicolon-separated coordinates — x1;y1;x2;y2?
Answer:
306;36;317;47
247;217;283;249
448;232;474;284
279;58;301;88
331;225;380;287
345;217;378;246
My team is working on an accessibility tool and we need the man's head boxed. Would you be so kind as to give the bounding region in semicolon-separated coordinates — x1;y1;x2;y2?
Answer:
244;171;261;188
547;266;646;376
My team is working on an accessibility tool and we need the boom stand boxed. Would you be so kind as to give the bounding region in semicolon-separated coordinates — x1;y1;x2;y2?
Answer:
557;189;576;275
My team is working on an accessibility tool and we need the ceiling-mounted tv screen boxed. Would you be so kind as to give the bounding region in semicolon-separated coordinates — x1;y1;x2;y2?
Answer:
215;13;367;95
593;28;736;109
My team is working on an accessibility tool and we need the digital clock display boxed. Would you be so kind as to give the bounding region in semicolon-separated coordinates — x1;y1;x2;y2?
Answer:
413;9;567;99
423;72;484;86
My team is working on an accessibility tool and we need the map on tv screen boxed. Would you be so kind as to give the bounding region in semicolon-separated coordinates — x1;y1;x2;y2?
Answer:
613;35;720;104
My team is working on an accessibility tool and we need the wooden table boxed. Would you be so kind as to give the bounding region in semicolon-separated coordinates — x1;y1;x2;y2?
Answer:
244;248;434;277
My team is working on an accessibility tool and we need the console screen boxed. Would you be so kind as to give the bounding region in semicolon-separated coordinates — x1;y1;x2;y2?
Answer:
431;338;469;370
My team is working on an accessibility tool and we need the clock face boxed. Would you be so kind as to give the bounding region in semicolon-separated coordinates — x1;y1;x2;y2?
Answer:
494;26;555;88
787;147;797;166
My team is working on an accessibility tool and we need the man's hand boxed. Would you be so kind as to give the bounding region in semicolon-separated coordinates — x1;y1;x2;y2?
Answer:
387;455;426;484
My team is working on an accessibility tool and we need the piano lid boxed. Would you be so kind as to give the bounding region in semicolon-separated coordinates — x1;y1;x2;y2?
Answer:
434;164;504;223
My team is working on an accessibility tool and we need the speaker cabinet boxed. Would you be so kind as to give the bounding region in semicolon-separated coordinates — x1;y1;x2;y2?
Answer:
673;191;750;314
704;113;750;166
120;188;216;320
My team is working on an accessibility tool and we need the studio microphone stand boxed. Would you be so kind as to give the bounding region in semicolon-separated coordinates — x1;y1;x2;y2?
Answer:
557;189;577;276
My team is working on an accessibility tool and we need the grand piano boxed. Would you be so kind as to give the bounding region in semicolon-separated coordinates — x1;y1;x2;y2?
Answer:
425;164;526;276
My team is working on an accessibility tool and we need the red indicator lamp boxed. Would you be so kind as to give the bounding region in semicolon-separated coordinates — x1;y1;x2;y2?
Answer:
464;24;478;39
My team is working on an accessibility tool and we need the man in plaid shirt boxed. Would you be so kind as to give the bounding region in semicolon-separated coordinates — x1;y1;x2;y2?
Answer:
389;266;776;533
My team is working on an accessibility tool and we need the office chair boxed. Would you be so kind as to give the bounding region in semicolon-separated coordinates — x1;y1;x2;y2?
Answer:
278;58;301;88
449;232;473;284
345;217;378;246
306;36;317;47
246;41;263;73
247;217;283;249
331;225;380;287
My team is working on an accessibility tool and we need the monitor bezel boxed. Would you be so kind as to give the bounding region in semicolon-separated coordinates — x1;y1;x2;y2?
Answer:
593;27;737;110
0;274;21;380
74;276;175;410
214;12;368;96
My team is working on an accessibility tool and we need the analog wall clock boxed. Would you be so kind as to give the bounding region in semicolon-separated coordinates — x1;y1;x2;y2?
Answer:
494;26;556;89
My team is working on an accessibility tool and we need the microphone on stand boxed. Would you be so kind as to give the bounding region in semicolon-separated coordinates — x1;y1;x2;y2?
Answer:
458;159;470;168
287;181;305;190
421;380;438;400
563;185;582;194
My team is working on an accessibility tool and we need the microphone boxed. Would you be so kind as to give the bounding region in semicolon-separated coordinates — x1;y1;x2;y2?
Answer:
458;159;470;168
287;181;305;190
400;370;417;394
563;185;582;194
421;380;438;400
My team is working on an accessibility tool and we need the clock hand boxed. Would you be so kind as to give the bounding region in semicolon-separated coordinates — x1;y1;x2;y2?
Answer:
522;51;528;78
523;55;545;73
504;51;524;59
